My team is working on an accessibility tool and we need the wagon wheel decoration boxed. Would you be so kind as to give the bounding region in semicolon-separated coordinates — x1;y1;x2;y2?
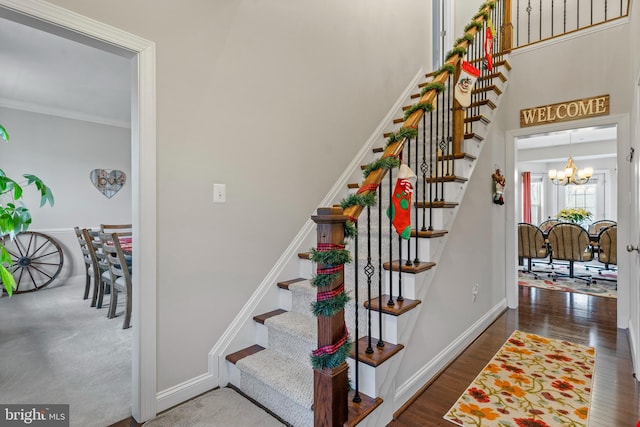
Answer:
1;231;64;293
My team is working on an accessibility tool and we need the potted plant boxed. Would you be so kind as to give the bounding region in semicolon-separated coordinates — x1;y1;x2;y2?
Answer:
1;124;54;296
556;207;592;225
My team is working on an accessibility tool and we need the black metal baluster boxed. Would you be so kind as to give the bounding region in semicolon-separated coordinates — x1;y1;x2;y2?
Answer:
434;89;440;203
365;206;374;355
552;0;555;36
414;117;422;264
387;170;394;307
377;185;384;349
397;234;403;302
428;110;434;231
527;0;532;44
447;73;453;177
353;224;361;403
439;92;445;201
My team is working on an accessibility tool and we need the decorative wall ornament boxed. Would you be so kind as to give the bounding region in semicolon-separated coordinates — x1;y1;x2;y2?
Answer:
90;169;126;199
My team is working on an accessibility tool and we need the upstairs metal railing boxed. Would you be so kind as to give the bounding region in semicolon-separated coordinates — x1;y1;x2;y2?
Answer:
310;1;511;425
514;0;630;47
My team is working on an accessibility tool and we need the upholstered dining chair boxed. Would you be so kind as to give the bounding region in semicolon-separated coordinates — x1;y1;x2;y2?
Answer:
539;218;561;233
100;223;132;233
588;220;616;236
99;231;133;329
517;223;550;278
546;223;594;284
594;225;617;286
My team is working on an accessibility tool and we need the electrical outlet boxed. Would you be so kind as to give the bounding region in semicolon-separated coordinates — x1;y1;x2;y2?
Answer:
472;283;479;302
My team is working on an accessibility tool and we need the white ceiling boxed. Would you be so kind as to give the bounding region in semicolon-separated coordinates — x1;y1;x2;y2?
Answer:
0;16;131;128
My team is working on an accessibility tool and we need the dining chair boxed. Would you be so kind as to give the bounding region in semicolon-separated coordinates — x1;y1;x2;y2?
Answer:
546;223;594;284
77;228;104;306
100;231;133;329
517;223;550;278
100;223;132;233
593;225;617;286
74;227;96;302
588;220;616;236
87;230;114;311
539;218;561;233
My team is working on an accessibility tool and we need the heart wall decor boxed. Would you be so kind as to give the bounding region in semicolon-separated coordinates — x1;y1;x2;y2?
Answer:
90;169;127;199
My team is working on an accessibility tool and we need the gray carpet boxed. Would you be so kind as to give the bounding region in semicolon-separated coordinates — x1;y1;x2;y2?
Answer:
142;387;286;427
0;276;131;427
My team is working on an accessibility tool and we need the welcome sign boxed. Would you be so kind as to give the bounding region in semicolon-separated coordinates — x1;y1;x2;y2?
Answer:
520;94;609;127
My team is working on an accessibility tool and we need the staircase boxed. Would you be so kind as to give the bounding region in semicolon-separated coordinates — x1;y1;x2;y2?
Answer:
223;3;513;425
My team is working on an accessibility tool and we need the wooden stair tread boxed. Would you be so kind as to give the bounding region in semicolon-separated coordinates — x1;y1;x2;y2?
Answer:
437;152;477;161
479;71;507;83
372;147;384;153
415;201;458;208
465;114;490;125
473;84;502;96
465;131;484;141
345;390;383;427
393;117;404;124
365;295;422;315
470;98;497;110
347;183;360;189
277;277;306;290
349;336;405;367
425;175;468;183
253;309;287;324
383;260;436;274
410;229;448;238
225;344;265;365
298;252;312;260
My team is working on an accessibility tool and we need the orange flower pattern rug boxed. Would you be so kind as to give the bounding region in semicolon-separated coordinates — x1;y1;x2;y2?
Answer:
444;330;595;427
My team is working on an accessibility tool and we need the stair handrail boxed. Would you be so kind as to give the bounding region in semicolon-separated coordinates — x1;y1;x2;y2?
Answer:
343;0;510;224
311;1;512;425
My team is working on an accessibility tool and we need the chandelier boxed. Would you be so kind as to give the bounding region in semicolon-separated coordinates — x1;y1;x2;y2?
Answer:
548;132;593;185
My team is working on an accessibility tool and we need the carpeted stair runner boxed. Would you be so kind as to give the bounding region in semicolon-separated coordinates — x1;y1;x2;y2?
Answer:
234;282;317;426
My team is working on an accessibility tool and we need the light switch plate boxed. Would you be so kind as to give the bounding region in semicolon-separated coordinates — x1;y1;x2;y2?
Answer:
213;183;226;203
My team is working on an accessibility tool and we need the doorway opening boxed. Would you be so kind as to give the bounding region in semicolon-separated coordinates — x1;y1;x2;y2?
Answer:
0;2;157;423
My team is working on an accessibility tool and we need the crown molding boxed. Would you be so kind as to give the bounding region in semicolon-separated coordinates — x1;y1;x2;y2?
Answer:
0;97;131;128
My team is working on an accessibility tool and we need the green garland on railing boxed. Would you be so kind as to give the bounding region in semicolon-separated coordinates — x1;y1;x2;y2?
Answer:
403;102;434;121
311;272;339;288
474;10;490;22
481;0;497;10
312;291;350;317
455;33;476;46
387;127;418;145
344;220;358;239
363;156;401;178
445;46;467;62
311;339;353;370
420;82;446;97
464;21;484;33
433;63;456;78
311;247;352;266
340;192;377;210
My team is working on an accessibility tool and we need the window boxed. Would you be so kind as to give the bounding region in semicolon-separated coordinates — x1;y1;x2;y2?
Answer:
530;175;543;225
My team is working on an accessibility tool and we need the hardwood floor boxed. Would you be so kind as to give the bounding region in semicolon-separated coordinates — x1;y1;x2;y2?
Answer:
390;286;640;427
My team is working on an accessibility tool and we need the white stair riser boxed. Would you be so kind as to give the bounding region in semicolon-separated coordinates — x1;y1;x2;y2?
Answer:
299;259;314;279
417;208;456;230
385;270;434;301
226;360;241;388
347;353;396;398
278;287;292;312
255;322;269;349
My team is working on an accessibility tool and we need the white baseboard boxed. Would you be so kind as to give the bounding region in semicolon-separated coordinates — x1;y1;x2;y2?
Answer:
156;373;218;413
393;298;508;410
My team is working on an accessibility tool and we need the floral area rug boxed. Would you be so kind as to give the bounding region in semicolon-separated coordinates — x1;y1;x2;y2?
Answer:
444;330;595;427
518;262;617;298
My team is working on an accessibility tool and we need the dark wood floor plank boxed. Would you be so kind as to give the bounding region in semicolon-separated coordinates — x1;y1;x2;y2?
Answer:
389;287;640;427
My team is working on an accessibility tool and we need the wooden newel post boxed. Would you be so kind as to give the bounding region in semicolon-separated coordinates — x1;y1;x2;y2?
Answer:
311;206;349;427
501;0;513;52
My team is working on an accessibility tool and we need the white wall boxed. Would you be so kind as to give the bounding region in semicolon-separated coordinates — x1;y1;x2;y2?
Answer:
0;107;131;279
41;0;432;391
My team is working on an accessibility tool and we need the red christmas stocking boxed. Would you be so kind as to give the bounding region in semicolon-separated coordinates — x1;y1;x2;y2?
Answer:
484;26;494;71
454;60;480;108
387;164;417;240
